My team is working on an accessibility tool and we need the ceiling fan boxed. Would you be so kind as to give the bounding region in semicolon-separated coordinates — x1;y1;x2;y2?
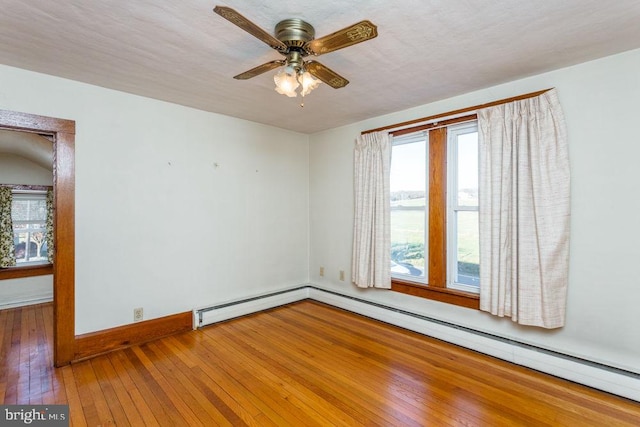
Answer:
213;6;378;101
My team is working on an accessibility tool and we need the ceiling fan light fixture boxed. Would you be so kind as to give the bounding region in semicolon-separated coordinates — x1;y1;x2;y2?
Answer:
274;67;299;97
273;66;321;99
214;6;377;103
299;71;321;97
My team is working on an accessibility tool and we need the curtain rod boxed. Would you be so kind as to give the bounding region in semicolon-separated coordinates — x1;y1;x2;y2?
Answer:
390;114;478;137
361;88;553;135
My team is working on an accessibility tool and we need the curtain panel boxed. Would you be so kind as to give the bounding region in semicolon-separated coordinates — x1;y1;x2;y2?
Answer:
352;131;392;289
0;186;17;268
478;88;570;328
46;188;54;264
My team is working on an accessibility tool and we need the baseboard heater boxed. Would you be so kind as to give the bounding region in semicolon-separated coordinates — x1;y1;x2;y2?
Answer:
0;295;53;310
193;285;640;402
194;286;310;328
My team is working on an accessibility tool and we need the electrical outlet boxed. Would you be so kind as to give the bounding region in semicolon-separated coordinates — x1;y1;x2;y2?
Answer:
320;266;324;277
133;307;143;322
339;270;345;281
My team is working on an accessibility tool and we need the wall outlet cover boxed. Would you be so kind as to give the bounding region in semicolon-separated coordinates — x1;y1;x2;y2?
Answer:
133;307;143;322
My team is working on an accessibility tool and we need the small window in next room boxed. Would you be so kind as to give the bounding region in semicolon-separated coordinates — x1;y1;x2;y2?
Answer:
11;191;49;266
390;120;480;307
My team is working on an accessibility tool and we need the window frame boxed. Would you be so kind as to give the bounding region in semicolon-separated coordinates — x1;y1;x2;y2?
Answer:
0;185;53;281
364;88;552;309
0;263;53;280
11;190;49;266
390;131;429;284
447;122;480;293
389;118;480;309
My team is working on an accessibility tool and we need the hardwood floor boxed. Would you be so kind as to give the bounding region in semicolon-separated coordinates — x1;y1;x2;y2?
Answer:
1;302;639;426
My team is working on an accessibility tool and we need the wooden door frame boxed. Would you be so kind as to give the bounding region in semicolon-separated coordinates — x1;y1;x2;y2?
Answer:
0;109;75;366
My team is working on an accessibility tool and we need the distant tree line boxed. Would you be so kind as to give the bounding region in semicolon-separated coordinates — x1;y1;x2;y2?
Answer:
391;191;425;202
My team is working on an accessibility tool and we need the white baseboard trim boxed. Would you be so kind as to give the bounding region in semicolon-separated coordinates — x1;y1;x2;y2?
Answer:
0;295;53;310
193;284;640;401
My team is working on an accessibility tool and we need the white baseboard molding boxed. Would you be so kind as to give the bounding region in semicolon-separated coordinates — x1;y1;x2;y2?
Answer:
194;284;640;402
0;295;53;310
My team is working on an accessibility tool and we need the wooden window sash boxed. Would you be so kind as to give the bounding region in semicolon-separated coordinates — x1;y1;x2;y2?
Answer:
390;125;479;309
428;127;447;287
390;121;479;308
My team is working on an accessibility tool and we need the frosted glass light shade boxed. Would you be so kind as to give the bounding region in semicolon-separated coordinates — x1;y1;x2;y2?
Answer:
274;69;299;97
300;71;321;96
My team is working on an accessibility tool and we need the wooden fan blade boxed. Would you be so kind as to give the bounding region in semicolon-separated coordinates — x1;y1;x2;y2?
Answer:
233;60;286;80
305;61;349;89
305;20;377;56
214;6;287;53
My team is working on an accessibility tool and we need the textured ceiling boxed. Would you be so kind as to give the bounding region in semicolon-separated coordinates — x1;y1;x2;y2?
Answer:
1;0;640;134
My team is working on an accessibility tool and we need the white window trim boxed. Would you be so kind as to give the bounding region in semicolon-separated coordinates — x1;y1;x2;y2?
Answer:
447;122;480;293
11;190;49;266
390;131;429;284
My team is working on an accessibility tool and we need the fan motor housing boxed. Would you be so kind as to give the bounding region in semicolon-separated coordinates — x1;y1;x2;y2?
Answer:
275;19;315;49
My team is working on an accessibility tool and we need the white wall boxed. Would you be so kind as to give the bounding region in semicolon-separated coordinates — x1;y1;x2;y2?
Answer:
1;48;638;375
0;276;53;309
309;48;640;374
0;153;53;307
0;64;310;334
0;153;53;185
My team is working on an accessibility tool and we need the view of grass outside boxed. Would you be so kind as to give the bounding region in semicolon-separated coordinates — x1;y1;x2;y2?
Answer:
390;137;427;277
452;128;480;283
454;210;479;277
391;199;479;278
391;202;426;276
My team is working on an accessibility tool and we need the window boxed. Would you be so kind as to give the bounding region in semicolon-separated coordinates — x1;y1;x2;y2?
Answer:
390;133;428;281
390;120;480;307
447;123;479;292
11;191;49;265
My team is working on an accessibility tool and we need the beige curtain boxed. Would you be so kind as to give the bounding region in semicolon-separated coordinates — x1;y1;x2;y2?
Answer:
46;188;54;264
352;131;392;288
0;186;17;268
478;89;570;328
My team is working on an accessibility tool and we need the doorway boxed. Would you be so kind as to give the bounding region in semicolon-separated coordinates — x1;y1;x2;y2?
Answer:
0;109;75;366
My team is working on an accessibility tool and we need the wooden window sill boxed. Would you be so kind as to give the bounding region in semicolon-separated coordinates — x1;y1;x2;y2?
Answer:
0;264;53;280
392;278;480;309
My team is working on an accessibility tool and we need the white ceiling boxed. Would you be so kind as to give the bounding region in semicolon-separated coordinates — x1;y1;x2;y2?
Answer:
1;0;640;134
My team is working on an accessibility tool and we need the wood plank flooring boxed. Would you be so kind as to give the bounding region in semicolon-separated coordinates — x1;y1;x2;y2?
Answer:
1;301;639;426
